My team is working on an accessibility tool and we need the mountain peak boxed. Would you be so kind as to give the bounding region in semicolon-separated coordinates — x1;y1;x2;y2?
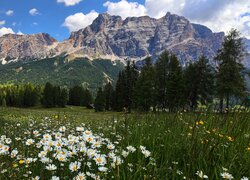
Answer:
0;12;243;67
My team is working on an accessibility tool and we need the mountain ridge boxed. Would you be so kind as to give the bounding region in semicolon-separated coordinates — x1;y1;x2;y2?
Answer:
0;12;249;67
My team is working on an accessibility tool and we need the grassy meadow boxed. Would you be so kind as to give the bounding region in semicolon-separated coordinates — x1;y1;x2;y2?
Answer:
0;106;249;179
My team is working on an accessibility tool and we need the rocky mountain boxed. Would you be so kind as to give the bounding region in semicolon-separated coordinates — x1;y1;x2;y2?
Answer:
0;12;249;67
63;13;225;65
0;33;58;63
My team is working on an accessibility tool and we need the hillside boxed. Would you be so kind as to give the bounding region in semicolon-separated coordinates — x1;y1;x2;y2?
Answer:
0;57;123;89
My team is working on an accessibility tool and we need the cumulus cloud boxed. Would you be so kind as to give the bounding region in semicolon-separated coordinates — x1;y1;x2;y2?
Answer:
6;10;14;16
0;20;5;26
17;30;24;35
104;0;147;19
0;27;15;37
57;0;82;6
145;0;250;38
29;8;39;16
63;10;98;32
145;0;185;18
102;0;250;38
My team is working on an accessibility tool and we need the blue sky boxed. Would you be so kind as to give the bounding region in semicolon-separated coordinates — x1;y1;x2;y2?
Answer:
0;0;249;41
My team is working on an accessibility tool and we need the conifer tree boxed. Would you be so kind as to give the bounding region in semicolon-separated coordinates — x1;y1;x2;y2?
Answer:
103;82;114;111
154;51;171;110
185;56;215;110
83;89;93;107
215;29;246;111
166;55;185;112
42;82;54;108
134;57;155;111
94;87;105;112
57;88;68;107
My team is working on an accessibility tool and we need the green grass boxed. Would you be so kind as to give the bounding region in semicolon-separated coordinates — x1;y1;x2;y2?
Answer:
0;107;249;179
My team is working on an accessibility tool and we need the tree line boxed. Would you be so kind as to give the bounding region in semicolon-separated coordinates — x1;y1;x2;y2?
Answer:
94;29;248;112
0;83;94;108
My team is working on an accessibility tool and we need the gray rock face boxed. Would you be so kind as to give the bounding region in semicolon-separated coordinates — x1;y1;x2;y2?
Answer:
0;33;58;62
66;13;225;64
0;12;249;67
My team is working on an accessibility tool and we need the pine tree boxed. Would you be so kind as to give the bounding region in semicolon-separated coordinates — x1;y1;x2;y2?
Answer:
103;82;114;111
134;57;155;111
68;85;84;106
215;29;246;111
57;88;68;107
94;87;105;112
185;56;215;110
154;51;171;110
114;61;138;112
22;83;39;107
42;82;54;108
82;89;93;107
166;55;185;112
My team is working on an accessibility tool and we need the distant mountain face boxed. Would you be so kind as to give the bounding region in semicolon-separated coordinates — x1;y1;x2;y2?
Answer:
0;33;58;63
0;12;249;68
65;13;225;65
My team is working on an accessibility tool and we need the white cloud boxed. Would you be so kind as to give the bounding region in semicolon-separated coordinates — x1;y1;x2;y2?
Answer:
145;0;185;18
0;27;15;37
63;10;98;32
0;20;5;26
6;10;14;16
17;30;24;35
145;0;250;38
103;0;250;38
104;0;147;19
29;8;39;16
57;0;82;6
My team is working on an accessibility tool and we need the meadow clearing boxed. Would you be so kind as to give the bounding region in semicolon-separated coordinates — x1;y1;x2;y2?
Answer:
0;106;249;179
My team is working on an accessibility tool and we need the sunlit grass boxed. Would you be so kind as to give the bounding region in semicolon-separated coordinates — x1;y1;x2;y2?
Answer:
0;107;249;179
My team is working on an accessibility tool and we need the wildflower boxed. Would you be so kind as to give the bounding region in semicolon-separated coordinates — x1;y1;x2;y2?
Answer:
46;164;57;171
51;176;60;180
19;159;25;164
122;150;129;158
196;171;208;179
11;149;18;158
32;176;40;180
107;144;115;150
94;154;107;166
57;154;67;162
241;177;249;180
127;146;136;153
199;120;204;125
69;161;81;172
13;163;18;168
177;170;183;175
40;157;51;164
5;138;12;144
227;136;234;142
74;172;87;180
33;130;39;136
141;149;151;158
43;134;52;141
26;139;35;146
59;126;66;132
222;167;228;171
76;127;84;132
221;172;234;179
98;167;108;172
84;130;92;136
